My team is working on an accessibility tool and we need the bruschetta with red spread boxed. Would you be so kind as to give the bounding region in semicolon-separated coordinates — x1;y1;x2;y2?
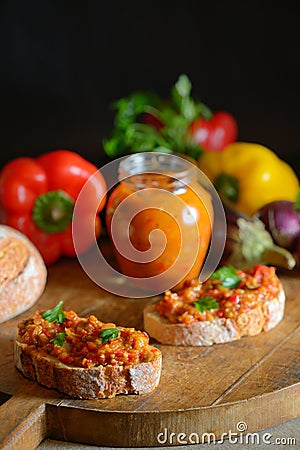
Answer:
143;264;285;346
15;302;162;398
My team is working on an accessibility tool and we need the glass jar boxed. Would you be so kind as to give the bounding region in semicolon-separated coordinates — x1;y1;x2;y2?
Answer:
105;153;213;292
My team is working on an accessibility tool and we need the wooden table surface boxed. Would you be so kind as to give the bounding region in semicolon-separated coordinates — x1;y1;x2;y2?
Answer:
37;417;300;449
1;254;300;449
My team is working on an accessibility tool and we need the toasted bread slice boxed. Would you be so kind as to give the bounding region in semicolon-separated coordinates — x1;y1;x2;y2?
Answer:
14;338;162;398
143;265;285;346
143;289;285;346
15;305;162;398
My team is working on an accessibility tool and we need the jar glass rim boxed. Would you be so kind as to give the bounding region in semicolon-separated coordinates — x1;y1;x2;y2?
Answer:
118;152;195;182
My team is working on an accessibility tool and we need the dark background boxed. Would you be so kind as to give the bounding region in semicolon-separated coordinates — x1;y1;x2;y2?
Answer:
1;0;300;176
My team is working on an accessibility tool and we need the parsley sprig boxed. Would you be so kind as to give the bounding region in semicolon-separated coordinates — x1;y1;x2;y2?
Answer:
42;301;66;323
194;297;219;312
53;332;67;347
211;266;242;289
100;328;120;344
103;74;212;159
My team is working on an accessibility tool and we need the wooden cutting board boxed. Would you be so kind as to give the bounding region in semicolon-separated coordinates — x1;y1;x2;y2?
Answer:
1;253;300;448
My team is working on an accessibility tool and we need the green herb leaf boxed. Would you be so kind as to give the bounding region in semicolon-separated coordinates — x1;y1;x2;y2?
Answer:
113;91;160;130
194;296;219;312
211;266;242;289
172;74;197;121
100;327;120;344
53;332;67;346
184;139;204;159
124;123;169;153
102;131;127;157
196;101;213;120
171;74;212;122
102;74;212;158
42;301;66;323
174;74;192;99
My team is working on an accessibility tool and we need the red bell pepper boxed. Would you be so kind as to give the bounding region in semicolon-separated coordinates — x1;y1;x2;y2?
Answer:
0;150;107;264
189;111;238;152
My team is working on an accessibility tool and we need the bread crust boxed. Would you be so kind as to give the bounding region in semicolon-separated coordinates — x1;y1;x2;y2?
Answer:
143;286;285;346
14;338;162;398
0;225;47;323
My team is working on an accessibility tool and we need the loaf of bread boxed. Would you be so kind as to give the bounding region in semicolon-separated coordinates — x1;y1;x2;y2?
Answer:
143;264;285;346
15;303;162;398
0;225;47;323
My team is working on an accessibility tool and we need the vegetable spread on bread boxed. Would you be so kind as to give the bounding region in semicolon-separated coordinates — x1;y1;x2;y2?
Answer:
15;302;162;399
143;264;285;346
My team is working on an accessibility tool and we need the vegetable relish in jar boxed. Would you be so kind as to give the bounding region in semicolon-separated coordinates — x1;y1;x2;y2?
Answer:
106;153;213;291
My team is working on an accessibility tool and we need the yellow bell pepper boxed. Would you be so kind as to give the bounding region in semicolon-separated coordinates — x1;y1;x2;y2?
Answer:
198;142;299;216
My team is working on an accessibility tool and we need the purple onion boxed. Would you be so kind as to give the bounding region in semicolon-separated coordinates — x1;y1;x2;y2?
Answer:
256;200;300;250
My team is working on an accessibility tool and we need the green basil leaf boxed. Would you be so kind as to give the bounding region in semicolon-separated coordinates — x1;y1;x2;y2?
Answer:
42;301;66;323
113;91;161;130
100;328;120;344
124;123;167;152
194;296;219;312
53;332;67;347
211;266;242;289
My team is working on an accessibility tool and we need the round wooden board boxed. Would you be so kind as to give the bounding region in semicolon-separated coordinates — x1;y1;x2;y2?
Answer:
1;256;300;448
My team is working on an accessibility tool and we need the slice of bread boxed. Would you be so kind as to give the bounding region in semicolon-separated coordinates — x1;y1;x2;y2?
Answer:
143;265;285;346
0;225;47;323
14;306;162;399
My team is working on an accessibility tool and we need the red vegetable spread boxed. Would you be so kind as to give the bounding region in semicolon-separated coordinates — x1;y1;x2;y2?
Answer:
106;166;213;291
18;308;160;368
155;264;281;324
